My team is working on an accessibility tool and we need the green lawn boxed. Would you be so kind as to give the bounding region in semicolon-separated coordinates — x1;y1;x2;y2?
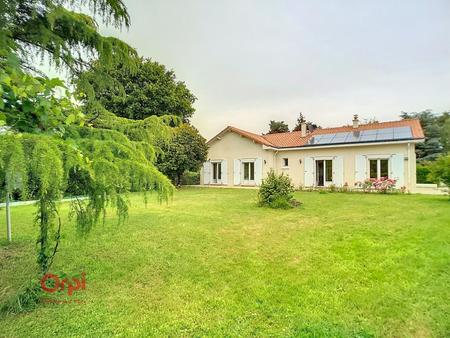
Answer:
0;188;449;337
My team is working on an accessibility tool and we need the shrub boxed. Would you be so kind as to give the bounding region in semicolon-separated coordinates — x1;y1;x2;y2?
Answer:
258;171;298;208
417;164;433;183
428;154;450;189
180;171;200;185
357;177;397;193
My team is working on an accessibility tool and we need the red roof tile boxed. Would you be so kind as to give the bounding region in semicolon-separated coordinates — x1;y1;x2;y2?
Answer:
208;119;424;149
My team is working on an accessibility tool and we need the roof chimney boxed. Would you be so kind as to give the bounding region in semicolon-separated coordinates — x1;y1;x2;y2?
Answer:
300;122;307;137
352;114;359;129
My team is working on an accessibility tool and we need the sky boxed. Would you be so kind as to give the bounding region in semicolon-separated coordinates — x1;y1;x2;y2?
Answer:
98;0;450;139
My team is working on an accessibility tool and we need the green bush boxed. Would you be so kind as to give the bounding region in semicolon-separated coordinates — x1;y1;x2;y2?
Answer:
428;154;450;188
417;164;433;183
180;171;200;185
258;171;298;208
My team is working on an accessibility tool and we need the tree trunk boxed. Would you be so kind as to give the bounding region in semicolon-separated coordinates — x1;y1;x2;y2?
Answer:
6;193;11;242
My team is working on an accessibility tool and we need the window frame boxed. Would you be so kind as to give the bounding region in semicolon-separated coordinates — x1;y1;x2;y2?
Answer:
282;158;289;168
369;158;390;179
242;160;255;185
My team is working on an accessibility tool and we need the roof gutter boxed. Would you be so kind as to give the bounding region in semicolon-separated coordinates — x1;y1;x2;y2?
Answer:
262;138;425;151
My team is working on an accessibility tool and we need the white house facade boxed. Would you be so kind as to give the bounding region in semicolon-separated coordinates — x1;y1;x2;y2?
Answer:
201;116;425;192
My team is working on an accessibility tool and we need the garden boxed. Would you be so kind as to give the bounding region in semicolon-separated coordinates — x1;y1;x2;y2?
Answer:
1;188;449;336
1;1;450;337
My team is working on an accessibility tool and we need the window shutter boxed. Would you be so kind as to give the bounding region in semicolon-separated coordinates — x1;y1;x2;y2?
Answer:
333;156;344;187
391;154;404;187
203;161;211;185
233;159;241;185
304;157;314;186
221;160;228;185
254;157;263;186
355;155;366;183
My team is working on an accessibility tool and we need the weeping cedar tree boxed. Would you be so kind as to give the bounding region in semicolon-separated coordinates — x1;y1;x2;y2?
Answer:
0;0;176;275
156;124;208;186
0;57;175;275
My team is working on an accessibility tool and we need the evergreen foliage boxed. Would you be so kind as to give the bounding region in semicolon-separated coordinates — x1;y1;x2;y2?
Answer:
292;113;321;132
0;1;176;276
401;110;450;161
268;120;289;134
156;124;207;186
79;58;196;122
1;0;136;74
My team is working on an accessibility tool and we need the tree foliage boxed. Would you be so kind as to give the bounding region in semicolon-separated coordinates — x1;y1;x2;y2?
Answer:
428;153;450;189
401;110;450;161
79;58;196;122
268;120;289;134
292;113;320;133
0;1;177;276
1;63;175;274
1;0;136;74
156;124;207;185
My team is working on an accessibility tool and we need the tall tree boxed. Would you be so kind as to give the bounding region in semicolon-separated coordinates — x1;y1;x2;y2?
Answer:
156;124;208;186
1;0;136;75
0;0;175;279
268;120;289;134
79;58;196;122
292;113;321;132
401;110;447;161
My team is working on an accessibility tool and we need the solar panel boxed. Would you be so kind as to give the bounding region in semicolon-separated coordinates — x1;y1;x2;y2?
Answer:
307;126;413;146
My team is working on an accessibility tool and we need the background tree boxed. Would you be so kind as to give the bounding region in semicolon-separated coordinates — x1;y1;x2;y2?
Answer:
268;120;289;134
156;124;208;186
401;110;449;161
292;113;321;132
79;58;196;122
428;154;450;190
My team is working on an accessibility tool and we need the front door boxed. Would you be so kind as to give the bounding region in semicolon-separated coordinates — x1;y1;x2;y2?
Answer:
315;159;333;187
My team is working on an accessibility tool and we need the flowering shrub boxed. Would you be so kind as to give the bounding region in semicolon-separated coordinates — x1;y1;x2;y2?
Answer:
357;177;397;193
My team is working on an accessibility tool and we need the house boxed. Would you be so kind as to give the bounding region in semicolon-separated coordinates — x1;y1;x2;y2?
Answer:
201;115;425;192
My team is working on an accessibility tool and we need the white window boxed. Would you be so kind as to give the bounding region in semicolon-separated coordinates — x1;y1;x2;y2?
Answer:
369;159;389;179
242;161;255;185
212;162;222;183
283;158;289;167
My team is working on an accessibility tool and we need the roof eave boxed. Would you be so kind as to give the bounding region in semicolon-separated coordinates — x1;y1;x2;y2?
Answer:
262;138;424;150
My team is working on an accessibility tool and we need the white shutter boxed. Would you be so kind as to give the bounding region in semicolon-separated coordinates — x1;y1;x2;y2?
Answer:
391;154;404;187
254;157;263;186
221;160;228;185
233;159;241;185
333;156;344;187
304;157;314;187
355;155;366;183
203;161;211;185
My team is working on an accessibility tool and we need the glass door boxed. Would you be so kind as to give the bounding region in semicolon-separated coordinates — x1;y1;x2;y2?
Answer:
242;161;255;185
315;159;333;187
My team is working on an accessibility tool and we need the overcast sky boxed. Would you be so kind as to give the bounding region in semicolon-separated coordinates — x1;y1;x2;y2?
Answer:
100;0;450;139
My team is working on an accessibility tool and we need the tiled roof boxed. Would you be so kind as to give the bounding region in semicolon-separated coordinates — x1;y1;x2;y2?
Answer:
208;119;424;149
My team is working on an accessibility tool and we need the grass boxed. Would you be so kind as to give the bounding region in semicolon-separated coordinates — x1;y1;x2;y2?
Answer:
0;188;449;337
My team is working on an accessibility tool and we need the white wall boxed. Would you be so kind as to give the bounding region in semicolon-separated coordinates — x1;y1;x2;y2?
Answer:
202;131;418;191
